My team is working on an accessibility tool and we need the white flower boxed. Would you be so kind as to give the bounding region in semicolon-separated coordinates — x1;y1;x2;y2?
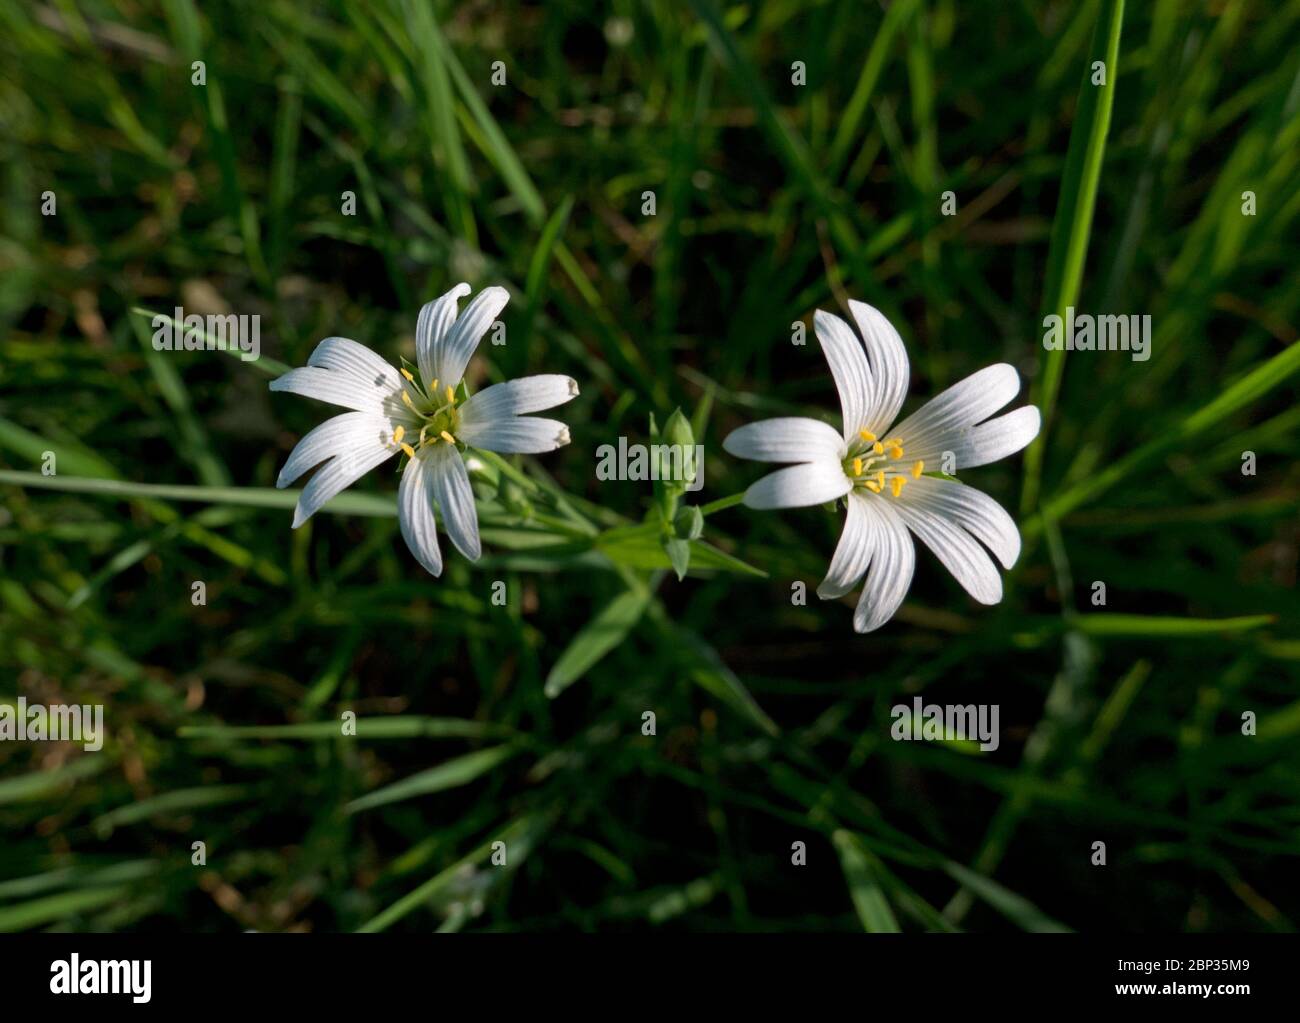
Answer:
723;300;1041;633
270;283;578;576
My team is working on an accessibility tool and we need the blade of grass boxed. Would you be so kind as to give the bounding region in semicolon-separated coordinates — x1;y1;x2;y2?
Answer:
833;829;902;932
179;716;505;741
942;860;1071;932
346;745;519;813
1022;0;1126;514
1028;339;1300;534
544;587;651;698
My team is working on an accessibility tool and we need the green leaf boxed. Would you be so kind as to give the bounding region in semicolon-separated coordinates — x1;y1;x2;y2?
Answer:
544;589;651;698
1030;340;1300;532
674;505;705;541
833;830;902;932
1071;613;1274;636
179;716;503;741
596;527;766;577
827;0;920;178
0;471;396;518
942;861;1071;932
401;0;476;241
357;813;549;932
431;22;546;227
346;745;518;813
91;785;252;837
1022;0;1126;512
0;756;111;806
522;195;575;342
657;615;779;737
664;537;691;580
0;886;130;933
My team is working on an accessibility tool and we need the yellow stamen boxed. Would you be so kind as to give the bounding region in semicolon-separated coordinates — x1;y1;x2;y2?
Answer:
440;430;456;445
445;385;456;404
400;367;415;383
912;460;924;478
875;470;885;489
890;476;906;498
872;442;884;455
852;457;863;477
430;378;439;393
400;443;416;459
401;390;416;410
392;425;405;444
859;429;876;443
889;445;904;460
885;437;902;447
865;481;881;493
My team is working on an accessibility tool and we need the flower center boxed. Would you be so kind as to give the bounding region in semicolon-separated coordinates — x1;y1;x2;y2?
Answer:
391;368;461;458
843;429;924;498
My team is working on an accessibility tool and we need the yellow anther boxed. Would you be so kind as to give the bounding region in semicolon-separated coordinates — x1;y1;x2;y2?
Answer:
400;443;416;459
401;390;416;410
912;460;924;478
890;476;906;498
889;445;904;460
440;430;456;445
852;457;863;477
430;378;439;393
865;481;881;493
392;425;405;444
445;385;456;404
885;437;903;447
872;442;884;455
875;470;885;489
400;367;415;383
859;429;876;443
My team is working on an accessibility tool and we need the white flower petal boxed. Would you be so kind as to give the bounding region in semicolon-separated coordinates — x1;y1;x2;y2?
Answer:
889;363;1020;461
891;496;1004;605
435;285;509;386
458;415;571;453
459;375;579;424
853;498;915;633
398;448;443;577
904;475;1020;569
742;458;853;510
428;443;481;561
903;405;1041;469
723;417;847;464
307;336;404;394
848;300;909;436
953;406;1041;469
817;490;875;599
814;309;873;442
416;283;471;391
270;366;395;413
292;442;395;528
276;412;392;489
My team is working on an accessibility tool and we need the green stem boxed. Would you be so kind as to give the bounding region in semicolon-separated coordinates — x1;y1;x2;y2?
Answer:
0;470;605;548
0;470;392;516
469;449;599;535
1019;0;1125;516
698;492;747;517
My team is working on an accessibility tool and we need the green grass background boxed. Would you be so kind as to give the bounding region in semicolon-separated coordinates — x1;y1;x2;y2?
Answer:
1;0;1298;932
